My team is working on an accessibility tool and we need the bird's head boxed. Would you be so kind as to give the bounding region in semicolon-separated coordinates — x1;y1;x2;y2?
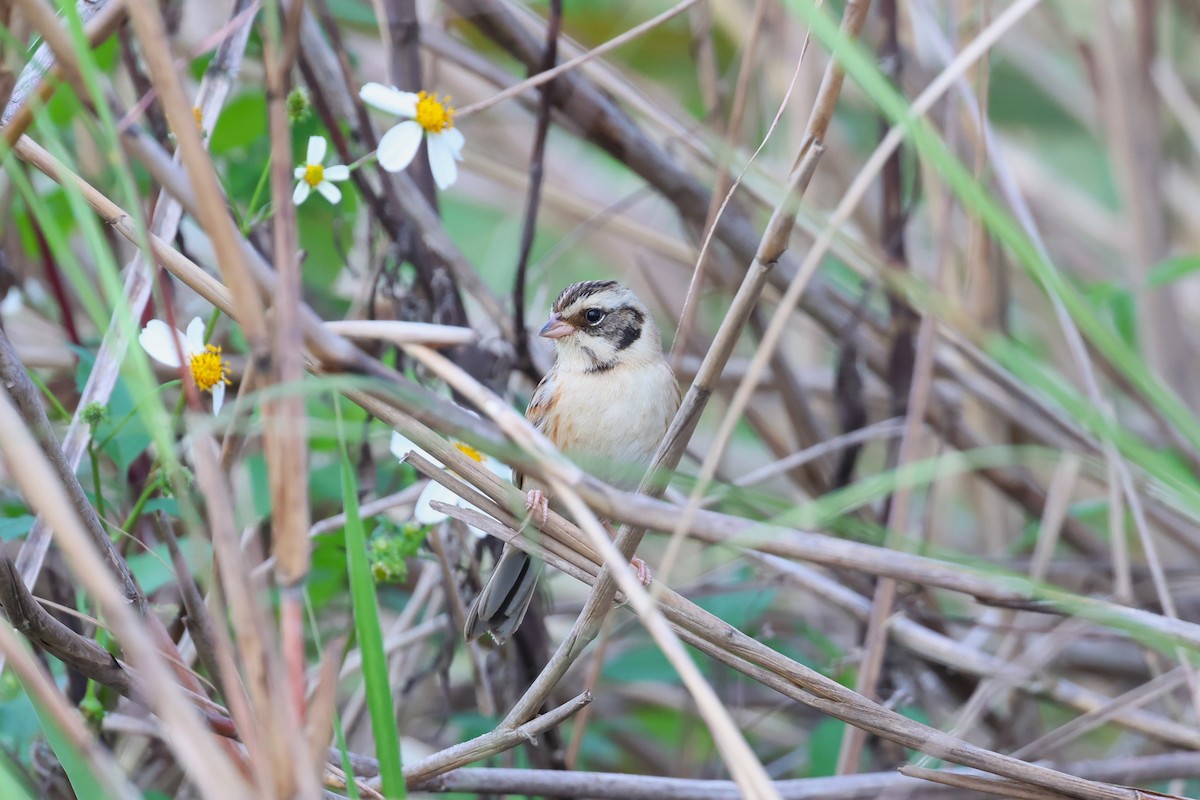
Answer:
539;280;663;373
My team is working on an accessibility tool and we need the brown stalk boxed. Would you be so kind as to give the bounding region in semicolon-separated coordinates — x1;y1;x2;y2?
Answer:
897;768;1073;800
451;0;702;120
659;0;871;590
481;0;869;745
836;0;923;772
304;638;345;774
122;0;268;348
511;0;562;376
260;0;312;744
1011;667;1192;763
0;326;144;605
1096;3;1197;408
450;0;1134;558
687;0;718;117
393;345;780;799
0;555;142;701
755;553;1200;751
159;518;231;703
0;385;252;799
670;0;768;367
394;460;1148;800
400;691;592;785
5;0;254;615
9;7;1200;786
416;753;1200;800
0;612;141;800
188;430;317;798
666;0;1049;620
2;0;124;144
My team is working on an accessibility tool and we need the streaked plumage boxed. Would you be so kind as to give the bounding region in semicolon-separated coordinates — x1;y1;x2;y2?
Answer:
464;281;680;644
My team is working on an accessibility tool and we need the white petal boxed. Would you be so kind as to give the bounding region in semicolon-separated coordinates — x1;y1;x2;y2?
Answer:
414;481;458;523
427;134;458;189
294;166;307;179
323;164;350;182
376;121;424;173
390;430;442;469
316;181;342;204
441;127;465;159
360;83;418;117
138;320;185;368
293;181;311;205
0;288;22;315
485;458;513;482
185;317;206;356
306;135;326;165
211;381;226;416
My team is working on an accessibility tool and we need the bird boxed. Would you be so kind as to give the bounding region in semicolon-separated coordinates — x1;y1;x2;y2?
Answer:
464;280;681;644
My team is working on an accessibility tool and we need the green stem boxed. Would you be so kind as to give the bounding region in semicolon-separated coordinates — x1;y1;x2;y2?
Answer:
88;442;106;535
121;467;162;534
28;371;71;420
242;155;274;234
347;151;377;171
95;381;179;451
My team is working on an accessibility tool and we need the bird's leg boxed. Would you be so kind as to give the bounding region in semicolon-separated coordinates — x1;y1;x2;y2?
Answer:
524;489;549;525
602;520;653;587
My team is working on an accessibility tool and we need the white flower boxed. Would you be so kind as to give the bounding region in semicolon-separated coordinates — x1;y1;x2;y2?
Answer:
360;83;465;190
390;426;510;537
138;316;231;415
293;135;350;205
0;288;23;316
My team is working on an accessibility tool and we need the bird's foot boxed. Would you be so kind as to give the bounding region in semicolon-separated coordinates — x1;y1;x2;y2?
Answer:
525;489;549;525
631;556;653;587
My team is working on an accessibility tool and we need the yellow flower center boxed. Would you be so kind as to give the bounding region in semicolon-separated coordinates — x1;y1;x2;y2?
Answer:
304;163;324;187
189;345;230;393
454;442;483;463
414;91;454;133
192;107;204;128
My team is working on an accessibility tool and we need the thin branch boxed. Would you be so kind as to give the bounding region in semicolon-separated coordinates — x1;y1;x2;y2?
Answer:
512;0;562;375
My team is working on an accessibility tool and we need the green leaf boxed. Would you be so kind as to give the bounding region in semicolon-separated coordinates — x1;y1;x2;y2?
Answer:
20;664;138;800
0;516;34;541
338;405;405;798
0;752;36;800
807;717;846;777
1147;254;1200;287
209;94;268;154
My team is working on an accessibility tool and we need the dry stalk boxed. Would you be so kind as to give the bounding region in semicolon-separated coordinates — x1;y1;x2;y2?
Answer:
753;553;1200;750
123;0;268;345
395;344;781;799
189;429;317;798
416;754;1200;800
1;1;253;695
394;462;1152;799
399;691;592;785
453;0;701;120
0;385;253;799
671;0;1046;600
0;615;141;800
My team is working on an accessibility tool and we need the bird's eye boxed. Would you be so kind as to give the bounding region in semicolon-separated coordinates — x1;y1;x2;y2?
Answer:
584;308;606;325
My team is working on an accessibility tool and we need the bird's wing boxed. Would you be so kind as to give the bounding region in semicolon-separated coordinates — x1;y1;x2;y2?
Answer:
513;368;556;492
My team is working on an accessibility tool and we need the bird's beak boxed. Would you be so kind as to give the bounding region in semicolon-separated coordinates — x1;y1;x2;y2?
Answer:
538;313;574;340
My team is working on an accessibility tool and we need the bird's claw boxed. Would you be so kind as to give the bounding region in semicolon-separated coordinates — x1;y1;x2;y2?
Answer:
631;556;652;587
525;489;549;525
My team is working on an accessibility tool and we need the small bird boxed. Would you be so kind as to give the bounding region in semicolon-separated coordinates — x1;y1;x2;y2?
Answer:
464;280;681;644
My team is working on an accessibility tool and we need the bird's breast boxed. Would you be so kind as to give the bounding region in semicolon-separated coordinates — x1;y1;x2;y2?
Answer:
540;362;678;489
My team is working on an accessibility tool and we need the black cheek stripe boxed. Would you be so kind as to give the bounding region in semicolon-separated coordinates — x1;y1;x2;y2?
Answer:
615;323;642;351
